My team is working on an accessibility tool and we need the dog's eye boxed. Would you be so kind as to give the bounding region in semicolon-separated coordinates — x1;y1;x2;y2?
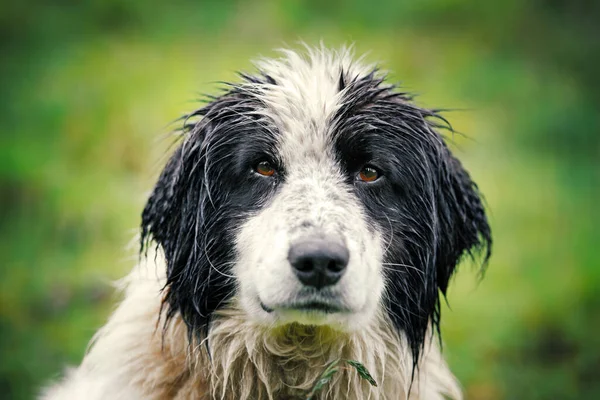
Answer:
358;166;380;182
255;161;276;177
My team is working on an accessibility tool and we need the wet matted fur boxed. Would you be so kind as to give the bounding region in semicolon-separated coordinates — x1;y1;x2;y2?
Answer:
42;45;491;400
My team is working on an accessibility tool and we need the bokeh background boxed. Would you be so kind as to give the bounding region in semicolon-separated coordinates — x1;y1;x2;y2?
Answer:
1;1;599;399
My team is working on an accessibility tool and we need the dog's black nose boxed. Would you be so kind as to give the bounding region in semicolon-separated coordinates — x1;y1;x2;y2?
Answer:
288;238;349;289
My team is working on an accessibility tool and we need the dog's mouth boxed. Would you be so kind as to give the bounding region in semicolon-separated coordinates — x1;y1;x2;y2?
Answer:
260;300;348;314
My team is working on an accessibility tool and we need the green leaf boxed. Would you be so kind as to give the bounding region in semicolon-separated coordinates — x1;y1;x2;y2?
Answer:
306;359;378;399
345;360;378;387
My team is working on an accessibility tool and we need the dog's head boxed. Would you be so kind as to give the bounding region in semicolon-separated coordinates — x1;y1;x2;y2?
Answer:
141;47;491;360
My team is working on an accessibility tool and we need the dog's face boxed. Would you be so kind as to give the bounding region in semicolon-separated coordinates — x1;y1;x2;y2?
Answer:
141;47;491;359
234;104;385;330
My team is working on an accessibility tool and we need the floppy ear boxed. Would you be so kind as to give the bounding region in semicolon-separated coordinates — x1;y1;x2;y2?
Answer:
435;145;492;294
140;114;227;333
140;89;262;335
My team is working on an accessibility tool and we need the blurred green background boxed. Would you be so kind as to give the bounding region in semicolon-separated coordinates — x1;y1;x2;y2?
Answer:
1;1;598;399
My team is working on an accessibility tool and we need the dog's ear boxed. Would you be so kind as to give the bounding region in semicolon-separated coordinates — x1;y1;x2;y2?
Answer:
140;118;225;334
435;145;492;294
140;93;255;334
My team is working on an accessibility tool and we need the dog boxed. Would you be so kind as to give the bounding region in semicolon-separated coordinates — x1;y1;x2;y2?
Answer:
42;45;491;400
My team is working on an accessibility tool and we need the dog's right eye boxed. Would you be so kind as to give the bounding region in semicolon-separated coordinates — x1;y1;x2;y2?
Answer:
255;161;276;177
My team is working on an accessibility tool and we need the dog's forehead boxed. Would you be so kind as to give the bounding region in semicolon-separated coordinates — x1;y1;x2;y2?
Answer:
251;47;375;167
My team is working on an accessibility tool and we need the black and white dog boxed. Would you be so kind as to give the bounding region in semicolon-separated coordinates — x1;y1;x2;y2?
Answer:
43;46;491;400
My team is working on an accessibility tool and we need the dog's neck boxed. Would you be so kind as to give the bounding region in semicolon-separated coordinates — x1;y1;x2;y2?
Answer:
199;307;411;400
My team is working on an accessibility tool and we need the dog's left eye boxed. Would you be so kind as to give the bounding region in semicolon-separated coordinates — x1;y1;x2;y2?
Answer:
357;166;380;182
255;161;276;177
